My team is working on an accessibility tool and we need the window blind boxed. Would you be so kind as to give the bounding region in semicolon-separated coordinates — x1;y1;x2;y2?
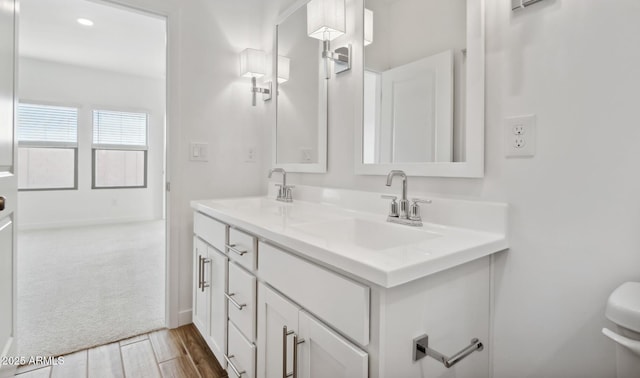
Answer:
93;110;148;147
17;103;78;144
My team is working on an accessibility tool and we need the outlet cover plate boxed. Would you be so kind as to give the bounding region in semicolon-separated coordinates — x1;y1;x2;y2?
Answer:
505;115;536;158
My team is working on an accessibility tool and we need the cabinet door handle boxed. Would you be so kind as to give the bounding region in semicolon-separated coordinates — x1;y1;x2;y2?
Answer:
201;258;211;292
293;334;305;378
226;244;248;256
282;326;305;378
283;326;293;378
0;196;5;211
223;354;245;377
225;292;246;310
197;255;203;289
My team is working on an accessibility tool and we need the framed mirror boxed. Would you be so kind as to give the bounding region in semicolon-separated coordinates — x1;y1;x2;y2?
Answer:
273;0;328;173
355;0;484;177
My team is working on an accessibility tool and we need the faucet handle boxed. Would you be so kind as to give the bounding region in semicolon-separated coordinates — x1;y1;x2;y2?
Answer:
409;198;431;221
381;195;399;217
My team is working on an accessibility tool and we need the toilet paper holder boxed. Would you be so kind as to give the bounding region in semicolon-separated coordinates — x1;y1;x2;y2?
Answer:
413;334;484;368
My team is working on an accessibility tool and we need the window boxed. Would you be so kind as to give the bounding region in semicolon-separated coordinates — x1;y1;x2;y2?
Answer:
92;110;148;188
17;103;78;190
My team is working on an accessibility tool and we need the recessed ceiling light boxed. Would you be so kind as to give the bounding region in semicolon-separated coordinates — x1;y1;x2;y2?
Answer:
77;18;94;26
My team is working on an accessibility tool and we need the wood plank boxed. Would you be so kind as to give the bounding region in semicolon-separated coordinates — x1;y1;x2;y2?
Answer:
51;350;87;378
148;328;187;363
158;356;200;378
175;324;227;378
87;342;124;378
14;366;52;378
119;333;149;346
120;339;161;378
15;361;51;375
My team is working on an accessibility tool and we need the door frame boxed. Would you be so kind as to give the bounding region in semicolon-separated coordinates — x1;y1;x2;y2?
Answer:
82;0;181;328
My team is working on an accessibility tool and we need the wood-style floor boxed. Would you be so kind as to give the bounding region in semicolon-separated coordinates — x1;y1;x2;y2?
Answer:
14;324;228;378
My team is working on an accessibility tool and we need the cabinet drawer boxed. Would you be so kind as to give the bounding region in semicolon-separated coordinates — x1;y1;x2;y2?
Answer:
227;228;257;271
227;321;256;378
259;242;370;346
194;212;226;251
228;262;256;341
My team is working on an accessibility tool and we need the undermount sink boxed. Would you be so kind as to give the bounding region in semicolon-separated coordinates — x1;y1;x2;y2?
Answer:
290;218;440;251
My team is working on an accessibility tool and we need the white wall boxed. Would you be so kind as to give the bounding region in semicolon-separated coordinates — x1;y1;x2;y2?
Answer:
262;0;640;377
17;57;165;229
276;5;321;164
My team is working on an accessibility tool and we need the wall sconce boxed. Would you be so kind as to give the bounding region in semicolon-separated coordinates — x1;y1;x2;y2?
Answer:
239;48;272;106
306;0;351;79
278;56;290;84
364;8;373;46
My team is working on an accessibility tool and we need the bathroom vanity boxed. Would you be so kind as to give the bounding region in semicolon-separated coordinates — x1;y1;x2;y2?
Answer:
190;185;507;378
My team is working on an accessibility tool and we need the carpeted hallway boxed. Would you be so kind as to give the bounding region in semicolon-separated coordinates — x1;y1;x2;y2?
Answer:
17;220;166;358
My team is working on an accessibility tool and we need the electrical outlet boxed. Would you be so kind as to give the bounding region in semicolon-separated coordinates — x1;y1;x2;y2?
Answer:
301;148;312;162
505;115;536;157
245;146;257;163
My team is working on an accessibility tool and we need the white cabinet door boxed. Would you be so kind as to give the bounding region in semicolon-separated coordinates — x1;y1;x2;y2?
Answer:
192;238;210;336
208;246;228;366
0;2;17;377
257;284;299;378
298;311;368;378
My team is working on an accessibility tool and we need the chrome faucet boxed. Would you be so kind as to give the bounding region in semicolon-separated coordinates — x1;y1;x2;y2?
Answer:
386;170;410;218
268;168;294;202
382;170;431;226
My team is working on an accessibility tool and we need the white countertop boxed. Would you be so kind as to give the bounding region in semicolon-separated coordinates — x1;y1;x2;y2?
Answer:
191;187;508;288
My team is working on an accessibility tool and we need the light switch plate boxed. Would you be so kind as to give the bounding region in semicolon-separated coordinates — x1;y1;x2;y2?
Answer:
190;142;209;162
505;115;536;158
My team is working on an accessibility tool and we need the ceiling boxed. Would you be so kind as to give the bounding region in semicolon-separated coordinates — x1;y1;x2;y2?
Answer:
20;0;166;78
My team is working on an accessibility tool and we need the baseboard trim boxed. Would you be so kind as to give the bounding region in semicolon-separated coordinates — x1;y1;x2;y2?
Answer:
178;309;192;327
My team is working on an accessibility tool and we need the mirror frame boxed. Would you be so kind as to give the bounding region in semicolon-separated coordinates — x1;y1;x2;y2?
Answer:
272;0;328;174
354;0;485;177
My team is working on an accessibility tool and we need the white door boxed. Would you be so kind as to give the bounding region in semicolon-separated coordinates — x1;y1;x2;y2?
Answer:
192;238;210;336
379;50;453;163
0;1;17;377
297;311;368;378
257;284;299;378
208;246;227;367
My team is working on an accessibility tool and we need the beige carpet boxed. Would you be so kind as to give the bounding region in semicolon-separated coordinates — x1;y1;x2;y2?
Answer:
17;220;166;358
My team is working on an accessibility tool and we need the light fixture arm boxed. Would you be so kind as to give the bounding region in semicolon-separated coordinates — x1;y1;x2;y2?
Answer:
320;40;351;79
250;77;272;106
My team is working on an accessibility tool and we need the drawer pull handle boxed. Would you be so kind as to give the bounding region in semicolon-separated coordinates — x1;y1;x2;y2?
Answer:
225;292;247;310
226;244;248;256
223;354;245;377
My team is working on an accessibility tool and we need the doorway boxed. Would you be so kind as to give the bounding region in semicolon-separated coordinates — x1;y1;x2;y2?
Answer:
16;0;167;357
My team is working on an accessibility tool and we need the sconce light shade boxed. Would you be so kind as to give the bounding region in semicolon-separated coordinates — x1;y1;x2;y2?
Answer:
307;0;345;41
277;56;290;84
240;48;266;78
364;8;373;46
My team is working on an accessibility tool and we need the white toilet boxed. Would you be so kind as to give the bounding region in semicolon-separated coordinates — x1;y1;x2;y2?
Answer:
603;282;640;378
